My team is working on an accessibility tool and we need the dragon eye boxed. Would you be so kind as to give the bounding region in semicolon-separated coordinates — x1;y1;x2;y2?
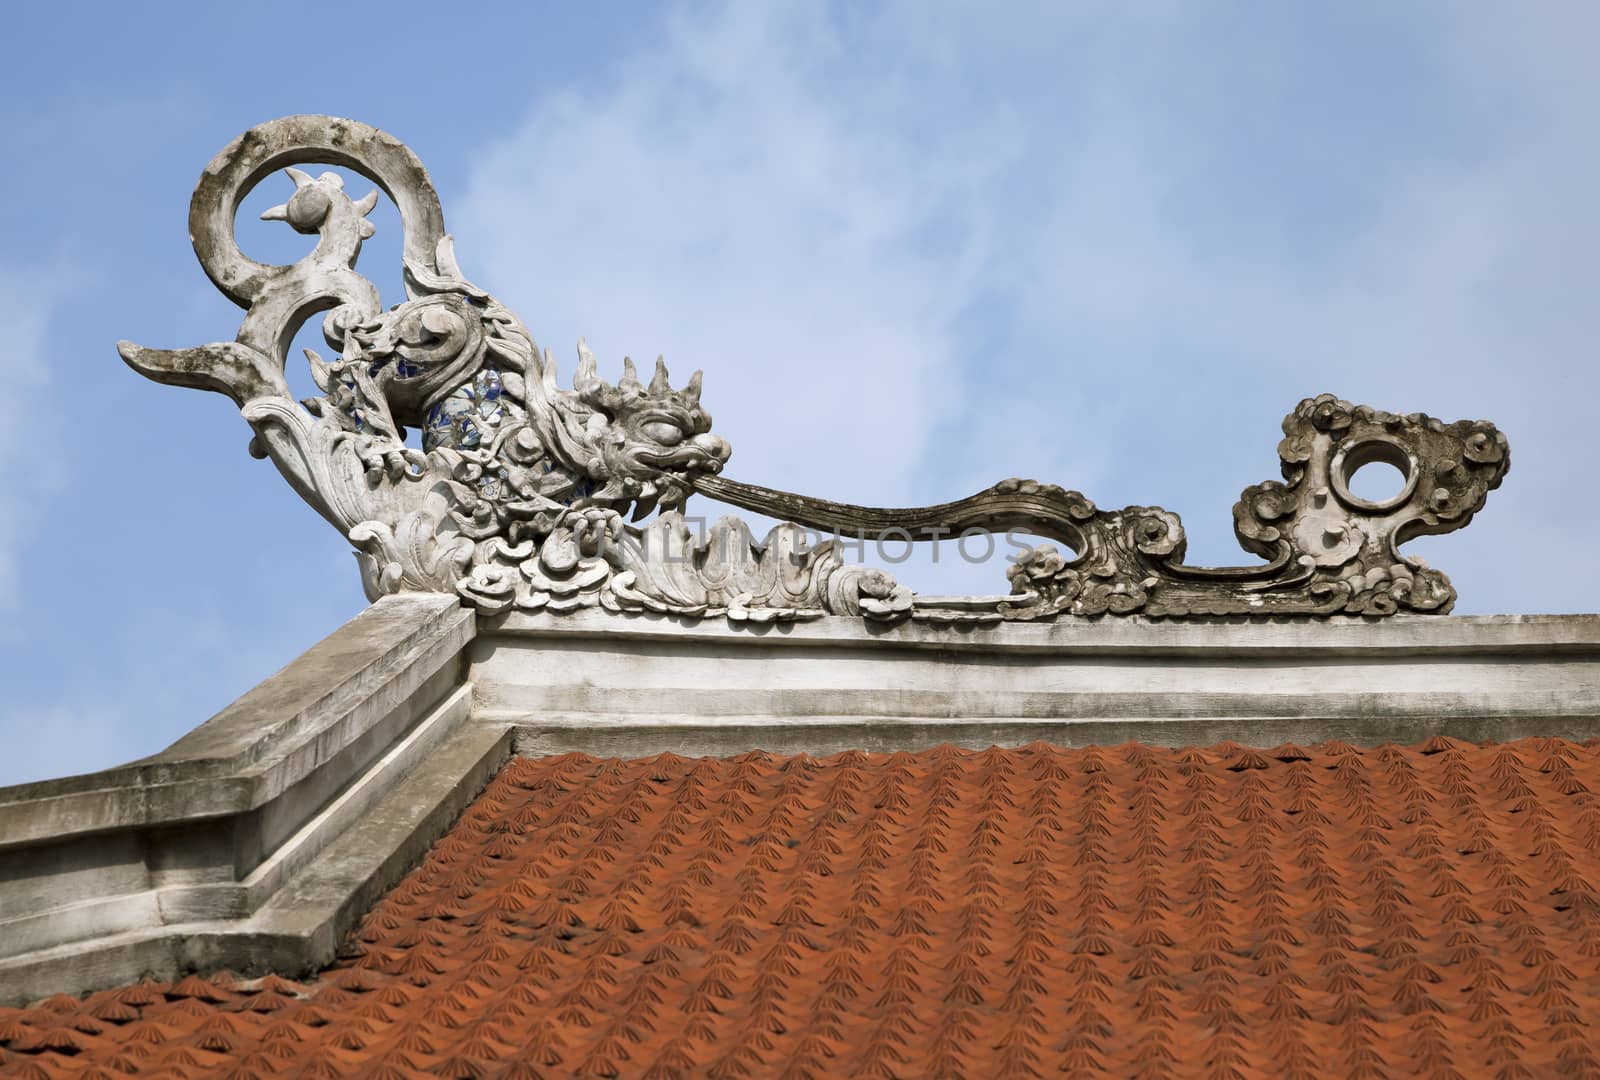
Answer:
641;421;684;446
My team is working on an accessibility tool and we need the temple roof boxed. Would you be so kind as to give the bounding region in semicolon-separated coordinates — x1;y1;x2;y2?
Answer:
5;737;1600;1077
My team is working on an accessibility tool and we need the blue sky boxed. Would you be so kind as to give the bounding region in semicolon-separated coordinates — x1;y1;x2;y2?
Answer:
2;2;1596;784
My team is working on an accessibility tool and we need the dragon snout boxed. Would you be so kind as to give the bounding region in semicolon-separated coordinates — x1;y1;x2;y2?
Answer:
687;433;732;472
614;431;731;502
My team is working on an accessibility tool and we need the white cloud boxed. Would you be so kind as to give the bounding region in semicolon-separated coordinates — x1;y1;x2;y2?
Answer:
453;4;1014;507
449;2;1599;610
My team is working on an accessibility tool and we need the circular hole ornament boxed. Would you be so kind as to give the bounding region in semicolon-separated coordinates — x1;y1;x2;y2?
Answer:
1330;436;1419;512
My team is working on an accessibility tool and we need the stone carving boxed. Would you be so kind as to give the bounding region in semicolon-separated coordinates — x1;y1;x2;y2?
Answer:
694;395;1509;618
123;115;1508;622
119;116;896;623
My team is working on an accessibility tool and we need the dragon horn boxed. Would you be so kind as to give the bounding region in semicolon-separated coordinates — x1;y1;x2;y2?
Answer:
620;356;641;392
285;166;314;188
686;370;703;404
574;339;598;389
541;346;559;394
649;356;671;395
353;190;379;217
259;204;289;222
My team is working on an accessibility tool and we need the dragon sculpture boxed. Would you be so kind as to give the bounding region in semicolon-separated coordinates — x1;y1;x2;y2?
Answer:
123;116;1509;623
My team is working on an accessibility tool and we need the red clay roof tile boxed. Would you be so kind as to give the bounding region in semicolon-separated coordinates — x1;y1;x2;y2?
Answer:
11;739;1600;1074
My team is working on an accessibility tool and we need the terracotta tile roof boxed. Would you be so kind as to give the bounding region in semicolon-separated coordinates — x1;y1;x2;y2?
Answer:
7;738;1600;1077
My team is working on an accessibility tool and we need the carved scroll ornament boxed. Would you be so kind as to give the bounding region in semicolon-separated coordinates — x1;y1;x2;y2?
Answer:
123;116;1508;623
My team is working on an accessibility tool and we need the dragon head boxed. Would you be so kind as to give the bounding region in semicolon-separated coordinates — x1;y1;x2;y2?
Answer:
572;349;731;517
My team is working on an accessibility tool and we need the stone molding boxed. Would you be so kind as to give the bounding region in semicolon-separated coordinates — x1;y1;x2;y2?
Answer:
0;595;500;1006
0;595;471;849
481;610;1600;759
